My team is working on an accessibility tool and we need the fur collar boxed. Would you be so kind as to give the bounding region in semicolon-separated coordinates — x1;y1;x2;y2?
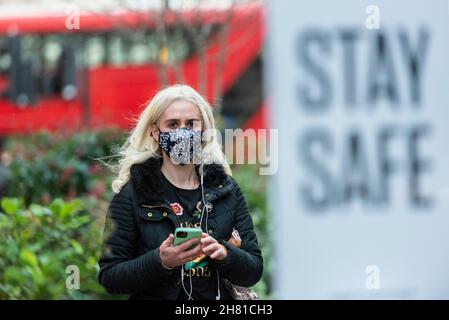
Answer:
130;157;228;205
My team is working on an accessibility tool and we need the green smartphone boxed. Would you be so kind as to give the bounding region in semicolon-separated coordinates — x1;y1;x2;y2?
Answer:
173;227;202;248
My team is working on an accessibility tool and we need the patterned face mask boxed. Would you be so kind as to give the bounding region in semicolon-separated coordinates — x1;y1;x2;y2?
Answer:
157;126;203;166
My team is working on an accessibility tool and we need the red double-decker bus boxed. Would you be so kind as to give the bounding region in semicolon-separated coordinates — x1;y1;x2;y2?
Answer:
0;1;266;134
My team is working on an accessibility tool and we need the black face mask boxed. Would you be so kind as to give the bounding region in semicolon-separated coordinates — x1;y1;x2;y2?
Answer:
157;126;203;166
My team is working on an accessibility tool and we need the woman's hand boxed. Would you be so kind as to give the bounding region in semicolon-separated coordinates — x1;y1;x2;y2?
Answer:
200;233;228;261
159;234;202;269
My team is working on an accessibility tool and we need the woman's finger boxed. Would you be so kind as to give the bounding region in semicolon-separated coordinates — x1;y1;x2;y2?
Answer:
210;250;220;260
180;243;202;261
202;243;219;255
201;236;216;246
161;234;174;249
210;245;226;260
177;237;199;252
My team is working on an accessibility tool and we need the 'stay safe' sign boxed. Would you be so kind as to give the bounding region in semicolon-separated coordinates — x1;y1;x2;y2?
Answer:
268;0;449;299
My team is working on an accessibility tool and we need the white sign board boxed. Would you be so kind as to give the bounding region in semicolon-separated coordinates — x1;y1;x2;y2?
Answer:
267;0;449;299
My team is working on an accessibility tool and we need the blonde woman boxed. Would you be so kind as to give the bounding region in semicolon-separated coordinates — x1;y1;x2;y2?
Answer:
98;85;263;300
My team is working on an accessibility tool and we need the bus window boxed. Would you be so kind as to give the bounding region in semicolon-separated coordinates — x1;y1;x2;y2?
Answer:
129;30;152;65
106;33;126;67
96;28;193;67
169;29;190;63
59;42;78;101
43;35;63;71
0;37;11;75
85;35;106;68
0;33;81;106
0;36;11;98
6;35;39;106
22;35;42;65
144;32;160;62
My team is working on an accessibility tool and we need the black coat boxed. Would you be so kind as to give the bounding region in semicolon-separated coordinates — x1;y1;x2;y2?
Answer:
98;157;263;299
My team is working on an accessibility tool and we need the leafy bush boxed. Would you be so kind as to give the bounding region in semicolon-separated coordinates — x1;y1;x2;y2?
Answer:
0;197;111;299
231;164;271;299
4;129;126;205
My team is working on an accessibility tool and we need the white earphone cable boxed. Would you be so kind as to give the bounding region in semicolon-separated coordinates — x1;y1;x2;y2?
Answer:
180;141;220;300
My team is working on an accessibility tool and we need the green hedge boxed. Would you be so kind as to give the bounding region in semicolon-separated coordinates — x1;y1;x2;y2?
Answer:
231;165;271;299
0;197;110;299
4;129;125;205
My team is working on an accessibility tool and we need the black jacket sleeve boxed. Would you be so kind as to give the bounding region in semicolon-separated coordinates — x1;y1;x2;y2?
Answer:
215;178;263;287
98;183;175;295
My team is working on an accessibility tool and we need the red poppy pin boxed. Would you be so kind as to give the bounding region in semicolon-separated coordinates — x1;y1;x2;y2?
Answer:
170;202;184;216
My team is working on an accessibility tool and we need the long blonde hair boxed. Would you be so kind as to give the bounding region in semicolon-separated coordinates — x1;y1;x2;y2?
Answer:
109;84;232;193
